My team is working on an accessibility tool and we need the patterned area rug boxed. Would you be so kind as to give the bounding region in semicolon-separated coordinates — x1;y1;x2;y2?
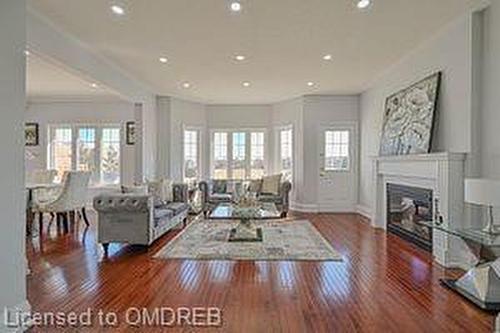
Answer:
154;219;342;261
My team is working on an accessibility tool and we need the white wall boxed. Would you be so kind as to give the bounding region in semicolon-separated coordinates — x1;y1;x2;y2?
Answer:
359;14;475;211
169;98;207;181
272;98;304;203
481;2;500;179
25;101;137;186
0;1;28;331
302;95;360;207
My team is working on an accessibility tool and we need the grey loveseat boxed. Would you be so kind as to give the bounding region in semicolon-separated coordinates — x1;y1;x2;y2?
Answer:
199;179;292;218
93;184;189;255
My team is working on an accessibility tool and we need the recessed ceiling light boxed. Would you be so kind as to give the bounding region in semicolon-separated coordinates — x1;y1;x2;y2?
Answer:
230;2;242;12
182;82;191;89
159;57;168;64
242;81;251;87
24;50;30;56
307;82;315;87
235;55;246;61
357;0;371;9
90;83;99;88
323;54;333;61
111;5;125;15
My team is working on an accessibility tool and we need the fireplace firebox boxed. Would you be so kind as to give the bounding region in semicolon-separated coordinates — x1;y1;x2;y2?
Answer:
386;183;433;251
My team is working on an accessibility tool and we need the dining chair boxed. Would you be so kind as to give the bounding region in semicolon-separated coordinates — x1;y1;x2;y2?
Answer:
32;171;91;233
26;169;57;184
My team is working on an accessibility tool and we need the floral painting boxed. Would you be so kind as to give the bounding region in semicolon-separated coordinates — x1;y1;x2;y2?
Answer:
379;72;441;156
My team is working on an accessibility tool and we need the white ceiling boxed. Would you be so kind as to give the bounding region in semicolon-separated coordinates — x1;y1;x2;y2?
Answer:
28;0;481;104
27;53;122;102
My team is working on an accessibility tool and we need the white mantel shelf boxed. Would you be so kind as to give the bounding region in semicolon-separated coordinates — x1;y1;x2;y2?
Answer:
371;152;466;162
371;151;468;269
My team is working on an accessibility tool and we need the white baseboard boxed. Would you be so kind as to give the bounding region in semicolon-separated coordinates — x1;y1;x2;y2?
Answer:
355;204;373;219
290;201;357;213
0;300;31;333
290;201;319;213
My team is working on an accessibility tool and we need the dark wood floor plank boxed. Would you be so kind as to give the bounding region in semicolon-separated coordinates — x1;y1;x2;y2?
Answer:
27;212;494;332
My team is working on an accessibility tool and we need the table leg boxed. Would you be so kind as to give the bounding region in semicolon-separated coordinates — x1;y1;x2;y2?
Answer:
441;257;500;311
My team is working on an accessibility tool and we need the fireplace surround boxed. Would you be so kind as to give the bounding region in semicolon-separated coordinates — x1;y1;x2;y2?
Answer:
371;152;468;268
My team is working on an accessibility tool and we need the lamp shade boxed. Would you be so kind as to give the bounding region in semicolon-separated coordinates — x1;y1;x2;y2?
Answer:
465;178;500;207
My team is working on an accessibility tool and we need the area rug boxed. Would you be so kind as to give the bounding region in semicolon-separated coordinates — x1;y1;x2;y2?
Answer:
154;219;342;261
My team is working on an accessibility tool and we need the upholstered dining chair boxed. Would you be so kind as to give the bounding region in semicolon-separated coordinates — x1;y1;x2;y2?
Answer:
27;169;58;203
26;169;57;184
32;171;91;233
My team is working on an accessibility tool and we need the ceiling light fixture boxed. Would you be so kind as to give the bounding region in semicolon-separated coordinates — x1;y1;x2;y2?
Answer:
357;0;371;9
159;57;168;64
91;83;99;88
323;54;333;61
182;82;191;89
230;2;242;12
235;55;246;61
307;82;315;87
242;81;251;87
111;5;125;15
24;50;30;56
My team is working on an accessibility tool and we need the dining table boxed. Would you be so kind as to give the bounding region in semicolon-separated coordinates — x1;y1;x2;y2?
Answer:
25;183;61;235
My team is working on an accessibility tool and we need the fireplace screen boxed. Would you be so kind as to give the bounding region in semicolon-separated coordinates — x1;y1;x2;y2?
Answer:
386;183;433;251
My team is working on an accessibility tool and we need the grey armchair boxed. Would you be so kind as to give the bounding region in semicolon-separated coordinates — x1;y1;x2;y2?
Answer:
199;179;292;218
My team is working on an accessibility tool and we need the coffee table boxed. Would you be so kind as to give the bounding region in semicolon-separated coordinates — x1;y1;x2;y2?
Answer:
209;202;281;242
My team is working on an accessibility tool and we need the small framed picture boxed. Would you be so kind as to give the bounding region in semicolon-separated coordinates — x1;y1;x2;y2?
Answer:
126;121;136;145
25;123;39;146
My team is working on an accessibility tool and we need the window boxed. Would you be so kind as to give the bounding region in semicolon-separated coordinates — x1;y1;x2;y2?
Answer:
232;132;246;180
324;130;350;171
279;128;293;181
51;127;73;182
77;128;97;183
211;129;266;179
250;132;265;179
213;132;228;179
49;125;121;185
183;129;200;182
101;128;121;185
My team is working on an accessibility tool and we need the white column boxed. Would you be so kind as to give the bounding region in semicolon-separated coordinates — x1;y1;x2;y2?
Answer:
0;0;30;332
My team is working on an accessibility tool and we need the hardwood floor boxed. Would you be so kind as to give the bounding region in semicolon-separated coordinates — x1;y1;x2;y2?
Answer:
27;212;494;332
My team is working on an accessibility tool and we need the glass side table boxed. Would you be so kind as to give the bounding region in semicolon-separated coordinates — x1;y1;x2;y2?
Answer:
420;221;500;311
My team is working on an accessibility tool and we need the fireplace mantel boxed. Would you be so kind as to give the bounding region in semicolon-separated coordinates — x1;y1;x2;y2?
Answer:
371;152;468;268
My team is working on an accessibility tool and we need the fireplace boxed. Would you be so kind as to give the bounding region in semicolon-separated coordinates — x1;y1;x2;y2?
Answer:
386;183;433;251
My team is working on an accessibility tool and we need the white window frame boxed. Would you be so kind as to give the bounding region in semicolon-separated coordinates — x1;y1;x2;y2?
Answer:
209;128;268;180
181;125;203;183
323;128;352;173
275;124;294;182
47;123;122;186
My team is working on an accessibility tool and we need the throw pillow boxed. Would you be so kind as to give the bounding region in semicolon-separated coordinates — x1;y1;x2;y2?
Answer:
146;178;174;205
261;174;282;195
121;185;148;195
248;179;262;194
212;180;227;194
162;179;174;203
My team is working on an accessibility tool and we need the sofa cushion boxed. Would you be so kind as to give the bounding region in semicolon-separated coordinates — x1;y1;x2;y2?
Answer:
261;174;282;195
154;207;174;220
165;202;189;215
121;185;148;195
259;193;282;203
209;193;232;203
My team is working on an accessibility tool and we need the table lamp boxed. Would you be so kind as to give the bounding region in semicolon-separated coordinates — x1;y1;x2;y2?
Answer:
465;178;500;234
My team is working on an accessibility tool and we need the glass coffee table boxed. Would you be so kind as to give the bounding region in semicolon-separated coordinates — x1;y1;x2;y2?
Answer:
209;202;281;242
419;220;500;311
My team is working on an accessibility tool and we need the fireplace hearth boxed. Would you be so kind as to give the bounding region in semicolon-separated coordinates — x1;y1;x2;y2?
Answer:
386;183;433;251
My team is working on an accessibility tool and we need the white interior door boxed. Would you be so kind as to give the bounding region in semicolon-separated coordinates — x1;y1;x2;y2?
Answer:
318;123;358;212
